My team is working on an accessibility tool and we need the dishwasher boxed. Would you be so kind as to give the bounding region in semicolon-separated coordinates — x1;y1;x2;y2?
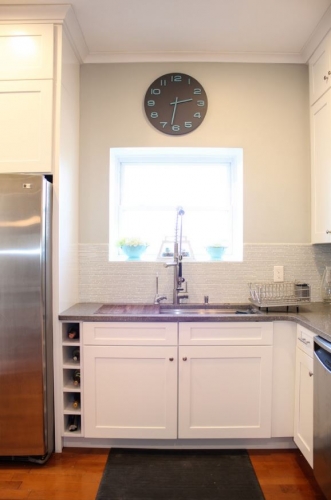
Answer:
314;335;331;500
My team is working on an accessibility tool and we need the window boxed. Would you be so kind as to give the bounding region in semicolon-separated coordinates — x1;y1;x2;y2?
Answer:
109;147;243;261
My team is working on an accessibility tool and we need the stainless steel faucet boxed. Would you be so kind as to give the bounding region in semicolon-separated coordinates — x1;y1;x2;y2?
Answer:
164;206;189;304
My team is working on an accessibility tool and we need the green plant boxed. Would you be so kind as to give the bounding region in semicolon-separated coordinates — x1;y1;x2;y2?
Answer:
117;237;148;247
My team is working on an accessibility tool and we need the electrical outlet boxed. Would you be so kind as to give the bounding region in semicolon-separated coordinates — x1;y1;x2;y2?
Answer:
274;266;284;282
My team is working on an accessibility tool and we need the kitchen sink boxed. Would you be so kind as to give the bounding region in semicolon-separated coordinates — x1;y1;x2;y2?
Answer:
159;305;261;315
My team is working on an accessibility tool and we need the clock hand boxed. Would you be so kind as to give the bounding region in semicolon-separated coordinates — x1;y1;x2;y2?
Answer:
170;98;193;125
170;97;179;125
175;98;193;104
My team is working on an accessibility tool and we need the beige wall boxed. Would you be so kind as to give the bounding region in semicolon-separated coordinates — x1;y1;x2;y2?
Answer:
79;62;310;244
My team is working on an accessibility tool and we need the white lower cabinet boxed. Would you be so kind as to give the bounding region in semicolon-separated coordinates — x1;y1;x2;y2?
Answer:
84;345;177;439
294;325;315;467
82;321;274;441
178;345;273;438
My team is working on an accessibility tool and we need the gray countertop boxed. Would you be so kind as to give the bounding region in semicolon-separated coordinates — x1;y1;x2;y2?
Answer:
59;301;331;343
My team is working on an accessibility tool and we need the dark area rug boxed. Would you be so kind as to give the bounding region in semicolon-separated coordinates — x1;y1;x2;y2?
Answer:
95;448;265;500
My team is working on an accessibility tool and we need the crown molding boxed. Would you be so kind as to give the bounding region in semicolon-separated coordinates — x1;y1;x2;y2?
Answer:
0;4;70;22
84;50;305;64
0;4;88;63
62;5;88;63
301;5;331;63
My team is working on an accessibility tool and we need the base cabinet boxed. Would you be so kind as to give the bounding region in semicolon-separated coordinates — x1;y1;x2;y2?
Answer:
178;345;273;439
83;345;177;439
294;326;315;467
82;321;273;441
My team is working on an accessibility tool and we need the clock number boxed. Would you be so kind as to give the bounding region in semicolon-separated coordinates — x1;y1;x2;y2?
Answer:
194;88;202;94
160;122;167;128
197;100;205;107
151;88;161;95
171;75;182;82
172;125;180;131
160;79;167;86
147;100;155;107
194;112;201;118
185;122;192;128
150;112;158;119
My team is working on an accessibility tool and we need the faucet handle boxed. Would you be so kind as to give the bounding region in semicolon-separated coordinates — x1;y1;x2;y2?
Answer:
155;294;167;304
204;295;209;304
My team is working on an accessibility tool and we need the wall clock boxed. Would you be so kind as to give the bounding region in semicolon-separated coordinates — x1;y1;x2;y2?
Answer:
144;73;208;135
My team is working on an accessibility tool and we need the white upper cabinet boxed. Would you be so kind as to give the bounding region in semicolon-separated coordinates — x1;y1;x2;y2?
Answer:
0;80;53;173
309;31;331;105
310;91;331;243
0;24;54;80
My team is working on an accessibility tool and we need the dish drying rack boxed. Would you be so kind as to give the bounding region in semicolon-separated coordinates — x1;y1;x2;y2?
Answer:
249;281;310;310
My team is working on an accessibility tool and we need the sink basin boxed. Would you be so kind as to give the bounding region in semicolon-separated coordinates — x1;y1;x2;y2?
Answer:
159;305;261;315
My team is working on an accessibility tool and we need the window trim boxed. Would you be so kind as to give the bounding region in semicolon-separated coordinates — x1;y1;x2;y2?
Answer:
109;147;243;262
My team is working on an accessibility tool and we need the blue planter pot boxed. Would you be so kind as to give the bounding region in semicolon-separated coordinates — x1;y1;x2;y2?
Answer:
121;245;147;260
206;246;226;260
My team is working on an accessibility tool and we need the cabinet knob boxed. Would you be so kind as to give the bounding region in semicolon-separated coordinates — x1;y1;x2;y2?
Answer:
324;75;329;80
309;371;313;377
182;357;187;361
326;230;331;234
169;357;174;361
329;71;331;76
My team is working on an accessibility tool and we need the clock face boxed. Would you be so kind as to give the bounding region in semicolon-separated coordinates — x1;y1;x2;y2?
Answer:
144;73;208;135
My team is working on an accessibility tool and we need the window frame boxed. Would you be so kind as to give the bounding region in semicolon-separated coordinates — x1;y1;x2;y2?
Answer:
109;147;243;262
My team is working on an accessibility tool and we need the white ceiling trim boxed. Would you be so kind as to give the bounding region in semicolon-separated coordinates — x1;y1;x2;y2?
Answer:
0;4;70;22
301;5;331;62
0;4;88;63
62;5;88;63
84;51;305;65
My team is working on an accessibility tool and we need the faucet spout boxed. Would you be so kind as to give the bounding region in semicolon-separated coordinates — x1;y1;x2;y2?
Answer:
165;207;189;304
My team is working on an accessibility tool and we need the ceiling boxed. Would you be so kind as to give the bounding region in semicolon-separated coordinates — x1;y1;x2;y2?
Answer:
2;0;331;63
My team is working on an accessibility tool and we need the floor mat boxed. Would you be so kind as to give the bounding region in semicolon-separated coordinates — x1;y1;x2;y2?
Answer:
96;448;265;500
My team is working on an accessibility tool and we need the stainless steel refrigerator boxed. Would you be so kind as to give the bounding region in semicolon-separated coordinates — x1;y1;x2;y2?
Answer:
0;174;54;464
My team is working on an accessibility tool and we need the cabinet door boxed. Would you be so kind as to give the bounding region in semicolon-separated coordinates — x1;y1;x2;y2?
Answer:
311;91;331;243
84;345;177;439
294;347;314;467
309;34;331;105
0;80;53;173
0;24;54;80
178;345;272;439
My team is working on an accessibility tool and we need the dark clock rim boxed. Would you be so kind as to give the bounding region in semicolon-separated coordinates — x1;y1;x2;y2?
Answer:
144;72;207;135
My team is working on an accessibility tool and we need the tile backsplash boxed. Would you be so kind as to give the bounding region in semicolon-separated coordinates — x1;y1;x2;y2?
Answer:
79;243;331;304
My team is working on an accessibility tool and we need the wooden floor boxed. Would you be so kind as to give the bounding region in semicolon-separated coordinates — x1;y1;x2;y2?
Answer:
0;448;326;500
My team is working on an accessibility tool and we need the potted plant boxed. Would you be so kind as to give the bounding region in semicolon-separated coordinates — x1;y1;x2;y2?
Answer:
206;243;227;261
117;237;149;260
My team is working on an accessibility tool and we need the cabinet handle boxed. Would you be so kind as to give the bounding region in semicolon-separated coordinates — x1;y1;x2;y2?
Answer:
182;357;187;361
326;230;331;234
298;337;310;345
329;71;331;76
169;357;174;362
324;75;329;80
309;371;313;377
